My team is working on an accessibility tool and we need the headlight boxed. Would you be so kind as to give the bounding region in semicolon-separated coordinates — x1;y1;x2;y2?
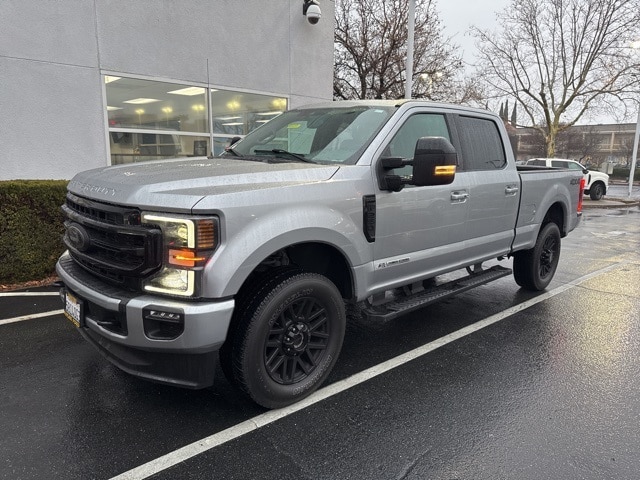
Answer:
141;213;219;297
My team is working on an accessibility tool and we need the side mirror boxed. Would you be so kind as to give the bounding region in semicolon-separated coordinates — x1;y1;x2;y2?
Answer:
412;137;458;186
377;136;458;192
582;168;589;174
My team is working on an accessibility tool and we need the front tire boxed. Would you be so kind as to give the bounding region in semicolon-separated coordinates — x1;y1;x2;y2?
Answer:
513;222;561;291
230;270;345;409
589;182;605;201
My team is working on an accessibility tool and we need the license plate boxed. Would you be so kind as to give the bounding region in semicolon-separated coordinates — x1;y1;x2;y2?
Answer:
64;291;83;327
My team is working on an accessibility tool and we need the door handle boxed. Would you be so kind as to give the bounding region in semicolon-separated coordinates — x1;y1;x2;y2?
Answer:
505;185;519;195
450;191;469;202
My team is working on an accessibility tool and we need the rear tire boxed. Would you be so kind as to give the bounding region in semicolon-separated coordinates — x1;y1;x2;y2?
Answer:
589;182;605;201
228;269;345;409
513;222;561;291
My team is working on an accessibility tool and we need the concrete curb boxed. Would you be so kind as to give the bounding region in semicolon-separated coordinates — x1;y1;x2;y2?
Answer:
582;197;640;209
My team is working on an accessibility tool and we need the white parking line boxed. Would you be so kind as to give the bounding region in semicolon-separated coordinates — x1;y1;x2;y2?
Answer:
109;261;628;480
0;292;60;297
0;310;65;326
0;291;61;325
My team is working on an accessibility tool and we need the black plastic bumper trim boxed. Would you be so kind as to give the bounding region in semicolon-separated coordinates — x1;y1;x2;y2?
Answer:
80;327;218;389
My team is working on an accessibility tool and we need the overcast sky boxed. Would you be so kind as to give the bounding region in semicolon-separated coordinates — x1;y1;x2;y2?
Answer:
436;0;511;65
435;0;629;124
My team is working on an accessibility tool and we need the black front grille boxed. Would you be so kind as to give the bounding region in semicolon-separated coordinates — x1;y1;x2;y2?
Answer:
65;192;142;226
62;193;162;290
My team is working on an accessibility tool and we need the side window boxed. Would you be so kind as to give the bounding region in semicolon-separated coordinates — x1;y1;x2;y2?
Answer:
382;113;450;177
457;116;506;170
551;160;581;171
528;159;545;166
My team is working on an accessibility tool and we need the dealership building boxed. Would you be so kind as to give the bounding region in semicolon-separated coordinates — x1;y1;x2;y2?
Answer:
0;1;334;180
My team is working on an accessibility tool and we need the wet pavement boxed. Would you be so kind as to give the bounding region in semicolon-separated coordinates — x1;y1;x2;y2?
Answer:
1;205;639;480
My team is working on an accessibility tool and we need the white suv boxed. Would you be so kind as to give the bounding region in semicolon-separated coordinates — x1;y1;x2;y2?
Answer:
525;158;609;201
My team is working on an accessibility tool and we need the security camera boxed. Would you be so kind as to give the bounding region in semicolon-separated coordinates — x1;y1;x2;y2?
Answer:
303;0;321;25
306;4;321;24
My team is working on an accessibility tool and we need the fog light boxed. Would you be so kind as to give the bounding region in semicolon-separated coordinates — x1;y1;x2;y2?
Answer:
144;267;194;296
143;308;185;340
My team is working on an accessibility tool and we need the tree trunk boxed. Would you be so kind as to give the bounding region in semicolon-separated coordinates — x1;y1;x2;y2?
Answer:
546;127;557;158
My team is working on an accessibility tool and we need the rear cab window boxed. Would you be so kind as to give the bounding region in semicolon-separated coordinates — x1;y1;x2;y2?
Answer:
455;115;507;171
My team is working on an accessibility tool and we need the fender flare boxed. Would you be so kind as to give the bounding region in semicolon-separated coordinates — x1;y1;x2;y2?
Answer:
202;206;372;298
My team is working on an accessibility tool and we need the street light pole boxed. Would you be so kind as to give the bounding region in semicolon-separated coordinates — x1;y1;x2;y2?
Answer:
405;0;415;99
629;41;640;197
629;107;639;197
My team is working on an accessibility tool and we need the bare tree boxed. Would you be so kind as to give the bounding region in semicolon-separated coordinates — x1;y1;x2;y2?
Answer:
473;0;640;157
557;125;606;163
334;0;467;101
556;125;602;163
516;127;548;158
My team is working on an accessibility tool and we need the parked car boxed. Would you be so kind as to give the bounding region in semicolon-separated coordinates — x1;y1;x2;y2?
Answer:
524;158;609;200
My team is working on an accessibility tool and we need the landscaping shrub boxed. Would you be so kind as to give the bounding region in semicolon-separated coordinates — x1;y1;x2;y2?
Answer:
0;180;68;284
611;167;639;182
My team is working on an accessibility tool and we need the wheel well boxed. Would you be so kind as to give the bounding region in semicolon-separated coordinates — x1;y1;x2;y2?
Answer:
591;180;606;191
243;242;354;301
542;202;566;236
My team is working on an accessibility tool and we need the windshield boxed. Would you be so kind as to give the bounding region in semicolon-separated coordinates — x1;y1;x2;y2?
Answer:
226;105;395;164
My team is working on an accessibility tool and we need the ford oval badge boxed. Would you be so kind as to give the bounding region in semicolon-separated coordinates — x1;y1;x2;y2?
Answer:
67;223;91;252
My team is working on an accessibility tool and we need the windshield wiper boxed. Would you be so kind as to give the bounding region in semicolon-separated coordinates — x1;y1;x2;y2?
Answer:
254;149;313;163
221;146;240;156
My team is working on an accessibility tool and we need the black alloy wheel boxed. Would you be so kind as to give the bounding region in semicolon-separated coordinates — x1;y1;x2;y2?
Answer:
538;230;558;279
265;296;330;385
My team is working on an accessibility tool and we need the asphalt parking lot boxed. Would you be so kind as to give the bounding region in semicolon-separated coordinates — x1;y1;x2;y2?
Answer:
1;198;639;480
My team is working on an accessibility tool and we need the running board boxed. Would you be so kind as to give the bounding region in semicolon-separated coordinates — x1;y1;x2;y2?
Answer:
361;265;513;322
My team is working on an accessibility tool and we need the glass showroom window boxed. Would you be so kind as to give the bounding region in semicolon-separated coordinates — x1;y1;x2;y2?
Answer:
105;76;209;164
210;89;287;156
105;75;289;162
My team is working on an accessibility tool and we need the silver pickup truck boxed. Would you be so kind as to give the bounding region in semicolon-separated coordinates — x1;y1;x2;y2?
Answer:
57;100;584;408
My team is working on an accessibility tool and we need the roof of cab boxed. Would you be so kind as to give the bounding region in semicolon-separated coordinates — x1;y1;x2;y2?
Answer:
295;99;496;118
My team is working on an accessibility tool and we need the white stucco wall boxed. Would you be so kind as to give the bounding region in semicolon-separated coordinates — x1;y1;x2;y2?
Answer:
0;57;106;180
0;0;334;180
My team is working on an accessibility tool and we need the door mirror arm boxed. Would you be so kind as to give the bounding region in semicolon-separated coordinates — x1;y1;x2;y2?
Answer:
378;157;412;192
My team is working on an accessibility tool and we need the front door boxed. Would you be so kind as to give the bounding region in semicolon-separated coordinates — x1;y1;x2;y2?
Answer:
372;111;470;291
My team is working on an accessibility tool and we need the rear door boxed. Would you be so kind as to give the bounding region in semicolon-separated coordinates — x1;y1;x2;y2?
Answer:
453;114;520;260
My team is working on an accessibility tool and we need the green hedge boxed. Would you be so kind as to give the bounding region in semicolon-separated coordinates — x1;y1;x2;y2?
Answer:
611;167;640;182
0;180;68;284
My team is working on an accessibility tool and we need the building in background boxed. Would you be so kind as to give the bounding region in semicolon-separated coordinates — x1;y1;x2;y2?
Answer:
515;124;637;169
0;0;334;180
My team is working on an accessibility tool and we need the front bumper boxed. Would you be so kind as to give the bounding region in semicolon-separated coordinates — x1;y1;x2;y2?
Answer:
56;252;234;388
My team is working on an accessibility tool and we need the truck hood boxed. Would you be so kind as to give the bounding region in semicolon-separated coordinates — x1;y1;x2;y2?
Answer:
67;157;340;211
